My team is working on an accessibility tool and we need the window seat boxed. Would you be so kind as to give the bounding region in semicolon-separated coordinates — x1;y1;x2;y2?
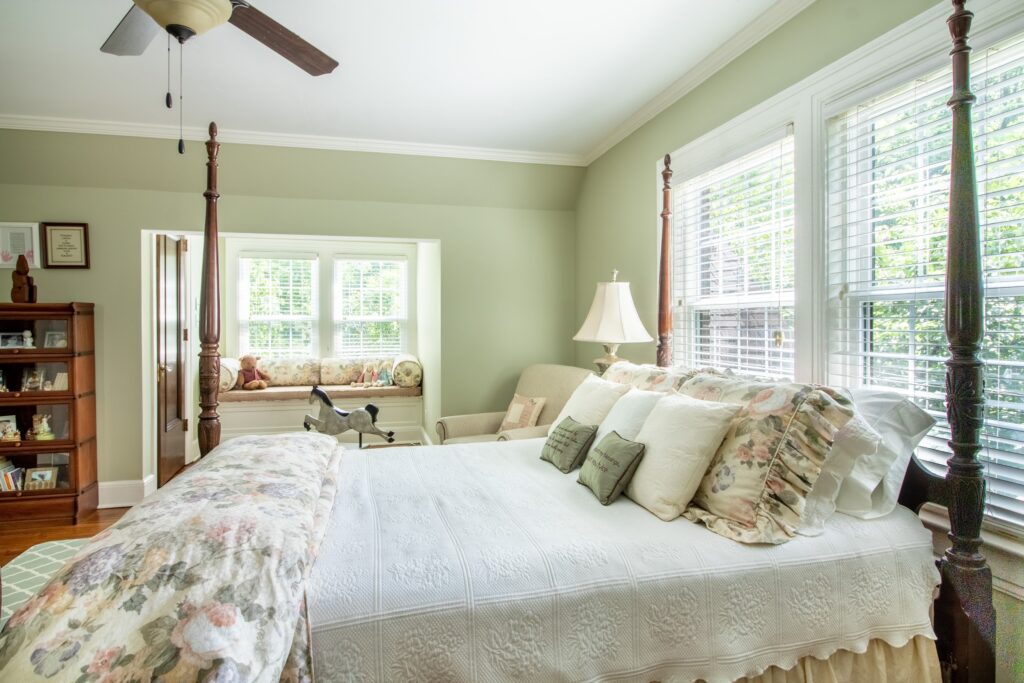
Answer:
217;355;427;445
220;384;422;403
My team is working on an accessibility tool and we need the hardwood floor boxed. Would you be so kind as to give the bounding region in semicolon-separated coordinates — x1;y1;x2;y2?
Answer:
0;508;128;566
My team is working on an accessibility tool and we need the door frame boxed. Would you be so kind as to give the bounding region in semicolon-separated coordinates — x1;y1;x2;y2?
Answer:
141;230;204;490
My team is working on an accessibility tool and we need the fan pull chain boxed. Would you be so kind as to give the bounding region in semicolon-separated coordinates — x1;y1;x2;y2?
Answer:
178;41;185;155
165;34;172;109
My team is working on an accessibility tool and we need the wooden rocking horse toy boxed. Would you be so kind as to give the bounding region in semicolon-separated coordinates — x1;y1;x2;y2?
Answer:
303;386;395;447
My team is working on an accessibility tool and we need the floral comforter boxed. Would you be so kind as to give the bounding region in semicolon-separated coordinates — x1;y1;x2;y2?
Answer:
0;432;343;682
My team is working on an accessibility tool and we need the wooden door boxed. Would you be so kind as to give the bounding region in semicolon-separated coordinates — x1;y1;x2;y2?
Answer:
156;235;187;487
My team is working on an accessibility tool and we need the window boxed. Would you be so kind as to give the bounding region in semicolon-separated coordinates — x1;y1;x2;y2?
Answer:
673;135;796;377
229;239;415;360
333;259;407;357
238;255;317;357
827;34;1024;529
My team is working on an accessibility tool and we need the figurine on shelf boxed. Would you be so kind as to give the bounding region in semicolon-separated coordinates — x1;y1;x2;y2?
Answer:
0;420;20;442
27;414;54;441
22;330;34;348
42;380;53;391
10;255;37;304
0;369;7;393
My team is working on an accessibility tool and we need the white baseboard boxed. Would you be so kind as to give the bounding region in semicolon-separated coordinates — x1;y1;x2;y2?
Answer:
98;474;156;509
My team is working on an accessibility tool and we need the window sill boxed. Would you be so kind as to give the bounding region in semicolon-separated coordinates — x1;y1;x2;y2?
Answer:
919;503;1024;600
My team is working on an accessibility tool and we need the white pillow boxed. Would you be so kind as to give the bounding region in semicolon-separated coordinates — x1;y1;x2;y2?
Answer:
627;393;741;521
834;387;936;519
592;390;663;448
548;374;631;435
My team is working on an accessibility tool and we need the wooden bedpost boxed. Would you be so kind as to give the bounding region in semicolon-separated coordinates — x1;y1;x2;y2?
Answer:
936;2;995;680
198;122;222;456
656;154;673;367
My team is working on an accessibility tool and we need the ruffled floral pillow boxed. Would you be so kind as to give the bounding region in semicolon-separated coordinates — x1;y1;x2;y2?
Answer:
601;361;697;393
682;383;857;544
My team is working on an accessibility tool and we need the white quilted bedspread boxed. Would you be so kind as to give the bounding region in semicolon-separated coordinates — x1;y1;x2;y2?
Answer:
307;439;939;683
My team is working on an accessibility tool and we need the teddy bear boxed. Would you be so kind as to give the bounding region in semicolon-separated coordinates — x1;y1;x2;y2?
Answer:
236;355;271;390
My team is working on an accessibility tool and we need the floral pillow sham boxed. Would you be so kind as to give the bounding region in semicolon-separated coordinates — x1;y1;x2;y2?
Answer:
681;382;861;544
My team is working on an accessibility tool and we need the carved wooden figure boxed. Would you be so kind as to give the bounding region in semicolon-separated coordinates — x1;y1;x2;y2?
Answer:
11;255;37;304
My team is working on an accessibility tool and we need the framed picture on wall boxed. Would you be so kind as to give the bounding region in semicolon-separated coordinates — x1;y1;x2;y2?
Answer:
0;223;40;269
41;222;90;269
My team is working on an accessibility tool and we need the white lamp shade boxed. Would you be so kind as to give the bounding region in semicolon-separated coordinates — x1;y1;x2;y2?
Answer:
135;0;233;35
574;281;653;344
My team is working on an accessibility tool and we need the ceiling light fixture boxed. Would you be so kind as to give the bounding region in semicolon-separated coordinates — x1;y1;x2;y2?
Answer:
134;0;233;43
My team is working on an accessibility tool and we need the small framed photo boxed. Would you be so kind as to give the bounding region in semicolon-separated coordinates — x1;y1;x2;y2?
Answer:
0;415;20;442
22;368;42;391
0;332;26;349
41;222;89;269
25;466;58;490
0;223;40;269
44;331;68;348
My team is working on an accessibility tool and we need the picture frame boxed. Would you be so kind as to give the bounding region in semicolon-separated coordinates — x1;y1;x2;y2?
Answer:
0;415;20;443
41;222;89;269
24;466;58;490
44;331;68;348
0;332;27;349
0;223;40;269
22;368;42;391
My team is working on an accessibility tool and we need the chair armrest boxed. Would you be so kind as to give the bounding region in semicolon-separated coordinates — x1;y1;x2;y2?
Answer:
436;411;506;443
497;425;551;441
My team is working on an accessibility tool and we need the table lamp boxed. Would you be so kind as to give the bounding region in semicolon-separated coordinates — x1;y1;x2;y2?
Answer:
574;270;653;373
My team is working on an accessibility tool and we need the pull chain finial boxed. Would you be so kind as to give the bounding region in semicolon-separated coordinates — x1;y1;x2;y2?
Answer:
177;40;185;154
611;269;619;283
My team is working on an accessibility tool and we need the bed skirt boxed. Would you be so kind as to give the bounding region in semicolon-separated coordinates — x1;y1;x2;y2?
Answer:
728;635;940;683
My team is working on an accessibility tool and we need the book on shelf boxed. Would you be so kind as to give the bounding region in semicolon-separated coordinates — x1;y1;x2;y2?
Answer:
52;372;69;391
1;466;23;491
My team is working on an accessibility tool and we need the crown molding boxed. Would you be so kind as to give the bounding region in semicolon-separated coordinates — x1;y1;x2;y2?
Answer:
0;114;588;167
581;0;819;165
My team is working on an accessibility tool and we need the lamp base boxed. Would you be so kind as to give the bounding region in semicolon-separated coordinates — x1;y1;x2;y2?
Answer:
592;343;621;375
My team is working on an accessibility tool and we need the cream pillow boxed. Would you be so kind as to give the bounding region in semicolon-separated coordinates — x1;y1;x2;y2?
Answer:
590;389;663;455
547;374;630;435
499;393;547;432
627;393;741;521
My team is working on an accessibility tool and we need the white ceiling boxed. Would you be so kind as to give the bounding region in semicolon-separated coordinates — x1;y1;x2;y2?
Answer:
0;0;803;164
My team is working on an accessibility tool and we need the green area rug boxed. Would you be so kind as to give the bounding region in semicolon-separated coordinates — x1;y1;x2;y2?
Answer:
1;539;87;629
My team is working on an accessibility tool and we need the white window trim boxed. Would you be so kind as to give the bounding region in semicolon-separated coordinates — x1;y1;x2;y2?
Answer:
224;235;417;359
660;0;1024;538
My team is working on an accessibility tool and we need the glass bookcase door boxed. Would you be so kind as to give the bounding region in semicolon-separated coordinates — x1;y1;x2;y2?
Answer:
0;360;70;395
0;403;71;444
0;319;69;352
0;451;72;494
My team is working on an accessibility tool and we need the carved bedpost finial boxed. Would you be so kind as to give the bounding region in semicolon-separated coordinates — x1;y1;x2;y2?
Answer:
656;154;673;367
935;2;996;681
198;122;222;456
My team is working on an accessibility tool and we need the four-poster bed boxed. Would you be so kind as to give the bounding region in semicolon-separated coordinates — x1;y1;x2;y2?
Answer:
0;1;998;681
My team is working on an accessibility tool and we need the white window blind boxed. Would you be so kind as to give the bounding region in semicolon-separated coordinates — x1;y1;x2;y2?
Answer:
827;34;1024;529
333;258;407;358
673;135;796;377
238;255;317;357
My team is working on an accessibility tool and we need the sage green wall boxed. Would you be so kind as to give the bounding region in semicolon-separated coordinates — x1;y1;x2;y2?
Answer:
0;129;583;482
574;0;937;367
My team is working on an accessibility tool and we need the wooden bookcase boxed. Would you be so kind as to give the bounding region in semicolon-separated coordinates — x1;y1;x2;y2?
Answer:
0;303;96;524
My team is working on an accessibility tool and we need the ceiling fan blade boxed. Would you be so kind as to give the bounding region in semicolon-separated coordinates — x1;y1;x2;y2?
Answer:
100;5;161;56
229;3;338;76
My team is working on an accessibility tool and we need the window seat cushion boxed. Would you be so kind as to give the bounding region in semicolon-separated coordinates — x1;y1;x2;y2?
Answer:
219;384;422;403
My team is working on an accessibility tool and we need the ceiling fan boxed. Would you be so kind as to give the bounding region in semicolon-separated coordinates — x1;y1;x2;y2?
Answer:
100;0;338;77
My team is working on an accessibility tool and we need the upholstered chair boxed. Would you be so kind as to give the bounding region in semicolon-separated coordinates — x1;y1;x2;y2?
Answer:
435;364;592;444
